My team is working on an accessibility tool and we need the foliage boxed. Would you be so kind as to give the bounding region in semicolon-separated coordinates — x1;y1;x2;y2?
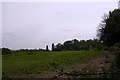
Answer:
63;39;80;50
110;43;120;69
52;43;55;51
2;48;12;55
106;43;120;79
15;48;46;53
54;43;64;51
98;9;120;46
46;45;49;51
53;39;102;51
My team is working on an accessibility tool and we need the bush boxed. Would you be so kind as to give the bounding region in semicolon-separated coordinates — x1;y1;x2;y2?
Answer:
2;48;12;55
110;43;120;69
114;52;120;68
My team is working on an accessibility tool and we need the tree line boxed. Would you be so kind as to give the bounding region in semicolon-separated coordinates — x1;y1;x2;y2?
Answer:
51;39;103;51
2;39;102;55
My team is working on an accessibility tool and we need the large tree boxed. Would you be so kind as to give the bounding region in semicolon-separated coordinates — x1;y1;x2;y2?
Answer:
98;9;120;46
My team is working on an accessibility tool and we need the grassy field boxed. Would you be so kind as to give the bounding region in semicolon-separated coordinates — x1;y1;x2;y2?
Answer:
2;50;105;78
0;55;2;79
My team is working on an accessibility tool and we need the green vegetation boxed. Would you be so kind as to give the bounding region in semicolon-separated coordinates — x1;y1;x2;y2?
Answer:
2;50;104;78
98;9;120;47
2;48;12;55
53;39;102;51
2;5;120;80
0;54;2;79
98;9;120;77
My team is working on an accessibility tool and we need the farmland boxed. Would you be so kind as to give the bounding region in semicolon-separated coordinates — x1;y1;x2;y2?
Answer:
1;2;120;79
2;50;106;78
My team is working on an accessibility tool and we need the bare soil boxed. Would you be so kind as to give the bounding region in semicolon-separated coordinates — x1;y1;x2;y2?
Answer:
38;52;113;78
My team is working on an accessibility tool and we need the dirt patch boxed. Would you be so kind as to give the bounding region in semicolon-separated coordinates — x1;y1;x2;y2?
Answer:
37;53;113;78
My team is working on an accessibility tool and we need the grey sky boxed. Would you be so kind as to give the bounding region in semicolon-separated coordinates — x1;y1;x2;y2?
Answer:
0;2;2;49
2;2;118;50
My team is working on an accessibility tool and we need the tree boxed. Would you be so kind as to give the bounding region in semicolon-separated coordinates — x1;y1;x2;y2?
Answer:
2;48;12;55
52;43;55;51
98;9;120;46
54;43;63;51
52;39;101;51
46;45;49;51
72;39;80;50
64;40;73;50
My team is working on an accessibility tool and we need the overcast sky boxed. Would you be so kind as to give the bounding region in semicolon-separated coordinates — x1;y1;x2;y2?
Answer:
1;2;118;50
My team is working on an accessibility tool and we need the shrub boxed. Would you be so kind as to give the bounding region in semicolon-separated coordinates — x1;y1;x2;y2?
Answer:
2;48;12;55
110;43;120;70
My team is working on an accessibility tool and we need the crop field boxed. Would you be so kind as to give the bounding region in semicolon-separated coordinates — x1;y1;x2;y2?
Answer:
2;50;105;78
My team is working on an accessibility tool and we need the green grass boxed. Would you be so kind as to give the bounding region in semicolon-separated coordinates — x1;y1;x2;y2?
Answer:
2;50;104;78
0;55;2;79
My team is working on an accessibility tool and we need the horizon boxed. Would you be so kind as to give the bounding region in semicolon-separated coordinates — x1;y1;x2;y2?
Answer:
1;38;98;50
